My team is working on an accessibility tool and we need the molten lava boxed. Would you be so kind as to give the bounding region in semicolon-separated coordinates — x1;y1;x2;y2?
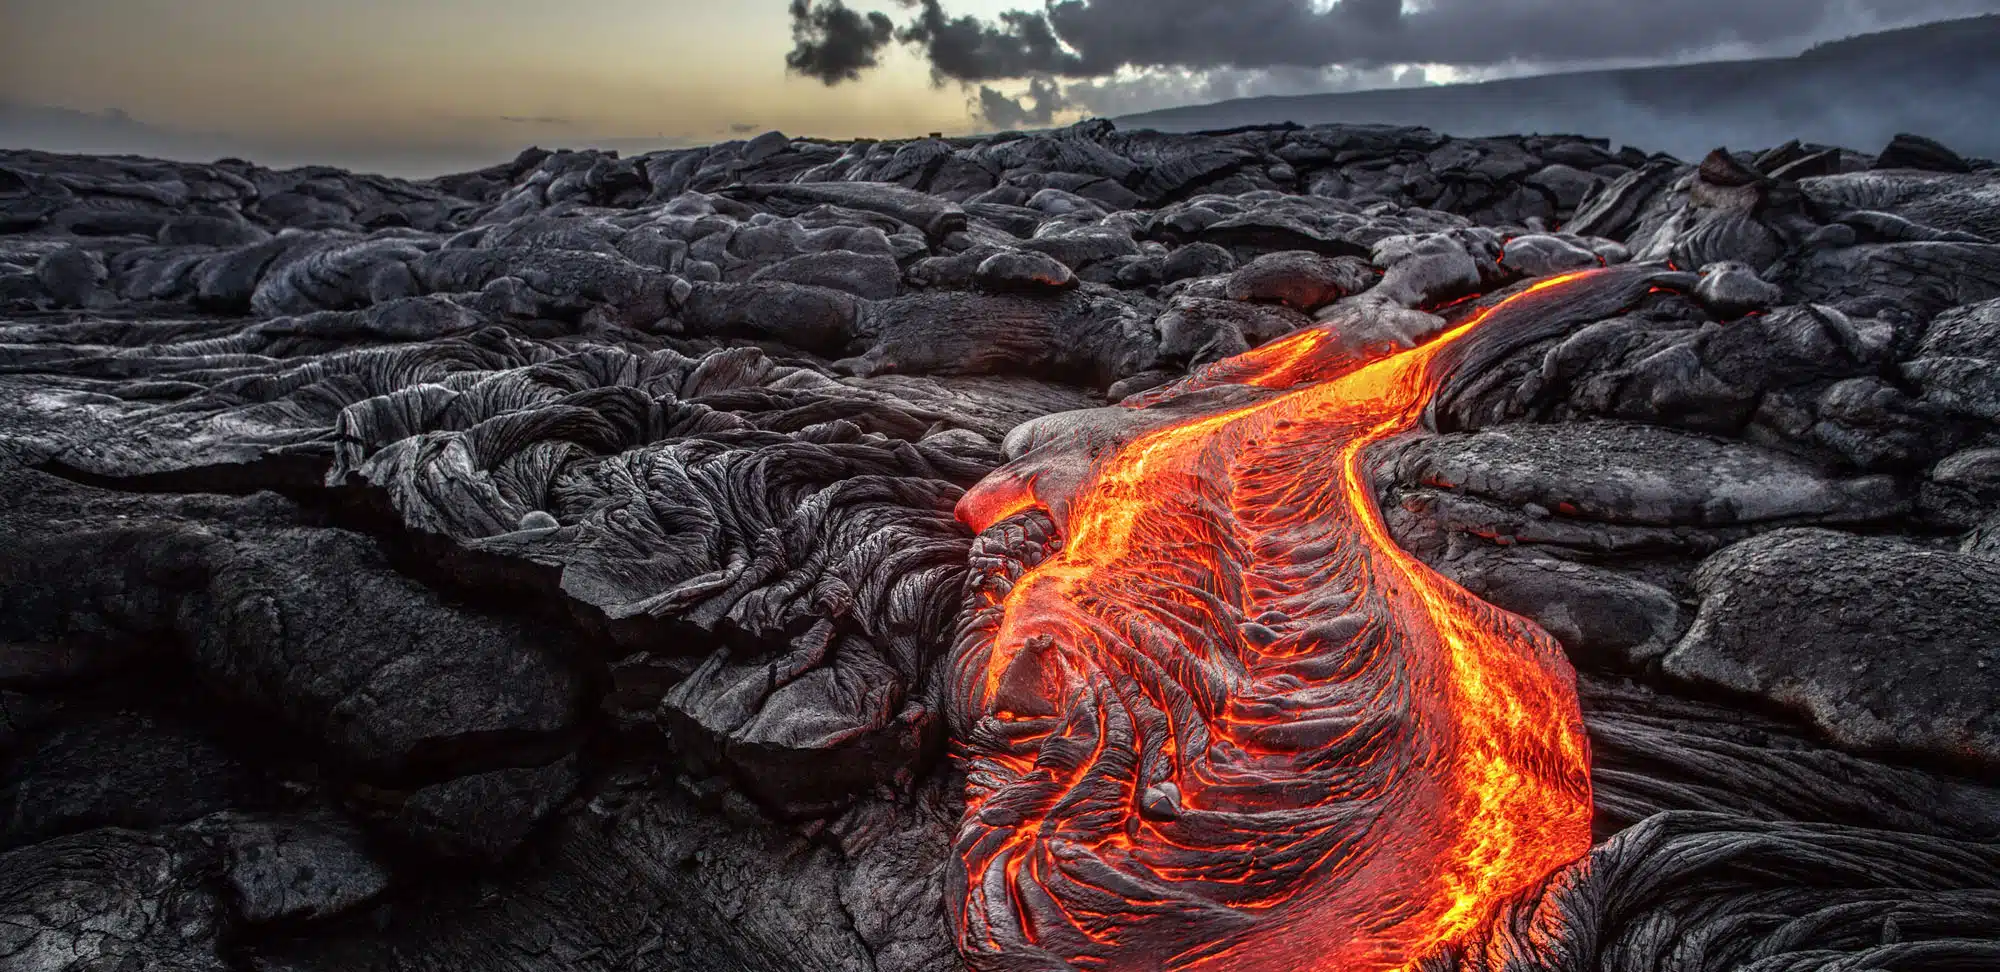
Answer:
948;272;1602;972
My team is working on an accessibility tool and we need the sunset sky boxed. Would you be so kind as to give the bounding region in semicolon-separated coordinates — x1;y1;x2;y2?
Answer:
5;0;1997;174
3;1;1023;146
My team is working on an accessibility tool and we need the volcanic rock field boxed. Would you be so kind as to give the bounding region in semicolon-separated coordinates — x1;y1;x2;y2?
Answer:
2;120;1998;971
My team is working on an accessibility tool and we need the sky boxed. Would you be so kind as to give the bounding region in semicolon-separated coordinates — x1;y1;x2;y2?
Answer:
4;0;1999;174
1;1;1024;154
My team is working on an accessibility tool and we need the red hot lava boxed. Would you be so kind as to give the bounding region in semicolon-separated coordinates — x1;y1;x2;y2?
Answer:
948;272;1601;972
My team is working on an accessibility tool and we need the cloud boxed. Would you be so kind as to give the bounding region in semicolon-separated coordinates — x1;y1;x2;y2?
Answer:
975;76;1073;129
499;116;575;126
974;62;1432;129
785;0;898;85
730;122;761;134
1065;64;1429;117
803;0;2000;84
897;0;1088;82
812;0;2000;131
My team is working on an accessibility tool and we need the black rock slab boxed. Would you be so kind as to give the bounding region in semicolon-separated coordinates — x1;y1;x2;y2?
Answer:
0;828;229;972
1668;528;2000;774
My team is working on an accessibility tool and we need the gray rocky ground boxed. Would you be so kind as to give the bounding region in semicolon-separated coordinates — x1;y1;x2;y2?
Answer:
1;120;1997;971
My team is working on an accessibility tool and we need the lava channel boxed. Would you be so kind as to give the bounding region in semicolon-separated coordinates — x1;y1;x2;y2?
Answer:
947;270;1617;972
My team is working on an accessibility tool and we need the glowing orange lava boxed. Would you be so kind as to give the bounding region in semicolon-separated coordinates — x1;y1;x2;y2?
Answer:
948;272;1600;972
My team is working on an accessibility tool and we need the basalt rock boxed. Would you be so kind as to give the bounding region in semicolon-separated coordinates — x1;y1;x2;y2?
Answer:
1668;529;2000;774
972;250;1077;293
3;120;1999;972
191;812;391;925
1498;234;1605;278
1875;133;1974;174
0;828;229;972
1;711;272;850
1691;260;1783;318
1156;295;1313;368
1223;250;1374;309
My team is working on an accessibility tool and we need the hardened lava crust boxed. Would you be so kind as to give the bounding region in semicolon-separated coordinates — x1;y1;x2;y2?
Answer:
2;122;1998;972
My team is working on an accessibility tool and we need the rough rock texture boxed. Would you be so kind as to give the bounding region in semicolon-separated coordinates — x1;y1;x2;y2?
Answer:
1668;529;1999;773
2;120;1998;971
0;828;228;972
193;812;390;924
1;711;270;849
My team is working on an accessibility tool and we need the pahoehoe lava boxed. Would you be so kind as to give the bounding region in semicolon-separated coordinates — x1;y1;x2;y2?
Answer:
950;273;1611;971
3;116;2000;972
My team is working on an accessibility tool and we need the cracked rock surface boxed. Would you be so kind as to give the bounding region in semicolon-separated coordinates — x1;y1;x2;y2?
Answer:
2;120;1998;971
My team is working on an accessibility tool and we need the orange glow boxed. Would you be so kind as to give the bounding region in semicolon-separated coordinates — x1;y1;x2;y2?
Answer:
949;272;1599;972
959;473;1046;535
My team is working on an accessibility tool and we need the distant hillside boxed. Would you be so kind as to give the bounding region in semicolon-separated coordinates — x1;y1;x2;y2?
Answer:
0;103;492;176
0;104;219;158
0;103;707;178
1117;16;2000;159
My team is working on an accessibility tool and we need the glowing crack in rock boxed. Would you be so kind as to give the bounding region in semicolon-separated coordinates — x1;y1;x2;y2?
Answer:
948;271;1605;972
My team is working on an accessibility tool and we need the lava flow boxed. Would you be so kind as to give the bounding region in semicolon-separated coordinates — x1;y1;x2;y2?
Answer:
946;271;1606;972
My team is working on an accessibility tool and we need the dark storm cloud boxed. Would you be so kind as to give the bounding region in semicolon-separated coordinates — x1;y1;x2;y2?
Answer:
785;0;898;85
896;0;1087;82
1031;0;2000;73
801;0;2000;83
976;76;1072;129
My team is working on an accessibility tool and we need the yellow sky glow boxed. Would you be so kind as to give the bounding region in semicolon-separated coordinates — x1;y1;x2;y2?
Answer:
3;0;1033;145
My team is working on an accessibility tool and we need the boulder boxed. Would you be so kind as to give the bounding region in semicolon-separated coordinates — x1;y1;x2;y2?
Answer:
972;250;1077;292
1224;250;1374;310
1668;529;2000;773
